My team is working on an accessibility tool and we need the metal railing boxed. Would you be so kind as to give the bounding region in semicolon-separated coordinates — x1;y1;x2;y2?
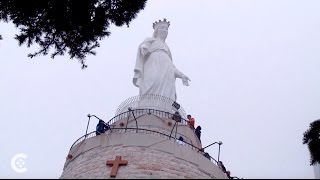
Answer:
69;127;219;166
115;94;187;119
73;110;237;179
71;108;190;150
72;109;190;151
70;131;96;150
107;108;189;126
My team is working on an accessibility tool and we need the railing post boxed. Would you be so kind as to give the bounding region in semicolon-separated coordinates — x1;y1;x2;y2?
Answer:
85;114;91;139
169;121;177;139
218;141;222;162
128;108;138;133
125;111;129;133
174;121;178;139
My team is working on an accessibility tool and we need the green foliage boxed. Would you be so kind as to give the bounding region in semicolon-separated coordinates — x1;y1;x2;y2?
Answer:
0;0;147;68
303;119;320;165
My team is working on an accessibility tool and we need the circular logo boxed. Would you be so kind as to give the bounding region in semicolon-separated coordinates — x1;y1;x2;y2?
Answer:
11;153;28;173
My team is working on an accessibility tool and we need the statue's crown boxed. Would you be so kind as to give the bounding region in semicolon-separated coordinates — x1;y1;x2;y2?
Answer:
153;18;170;30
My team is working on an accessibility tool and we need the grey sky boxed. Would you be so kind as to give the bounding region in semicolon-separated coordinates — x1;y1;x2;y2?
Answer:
0;0;319;178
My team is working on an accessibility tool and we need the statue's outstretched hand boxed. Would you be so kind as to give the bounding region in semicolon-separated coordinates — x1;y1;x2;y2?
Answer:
174;68;191;86
182;75;191;86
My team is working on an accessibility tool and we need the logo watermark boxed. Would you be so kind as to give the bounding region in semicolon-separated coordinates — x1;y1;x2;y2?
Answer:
11;153;28;173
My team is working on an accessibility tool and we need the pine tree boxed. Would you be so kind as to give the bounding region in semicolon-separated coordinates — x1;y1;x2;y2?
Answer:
0;0;147;68
303;119;320;165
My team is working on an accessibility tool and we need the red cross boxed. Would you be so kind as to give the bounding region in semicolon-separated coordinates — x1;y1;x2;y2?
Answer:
106;156;128;177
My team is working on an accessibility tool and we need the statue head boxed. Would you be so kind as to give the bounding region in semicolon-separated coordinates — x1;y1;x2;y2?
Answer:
153;18;170;40
153;18;170;30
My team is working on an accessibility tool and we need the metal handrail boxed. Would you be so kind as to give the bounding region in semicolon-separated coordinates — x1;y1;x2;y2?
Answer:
115;94;187;119
70;131;96;150
69;127;219;165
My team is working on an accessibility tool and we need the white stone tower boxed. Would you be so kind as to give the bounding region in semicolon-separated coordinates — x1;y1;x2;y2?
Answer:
60;18;229;179
60;95;228;179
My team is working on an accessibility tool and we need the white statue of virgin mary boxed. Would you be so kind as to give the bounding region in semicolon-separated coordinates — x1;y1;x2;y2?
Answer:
133;18;190;101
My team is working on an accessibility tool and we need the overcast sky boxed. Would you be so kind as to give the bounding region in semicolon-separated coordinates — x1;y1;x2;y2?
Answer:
1;0;319;178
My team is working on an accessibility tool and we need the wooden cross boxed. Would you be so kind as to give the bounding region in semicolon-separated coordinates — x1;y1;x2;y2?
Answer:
106;156;128;177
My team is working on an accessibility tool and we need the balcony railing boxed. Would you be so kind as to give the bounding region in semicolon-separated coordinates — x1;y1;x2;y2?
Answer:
69;127;219;166
71;108;191;150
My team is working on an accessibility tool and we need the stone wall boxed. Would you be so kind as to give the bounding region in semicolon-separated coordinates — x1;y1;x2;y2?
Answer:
60;131;227;179
60;113;227;179
62;146;211;179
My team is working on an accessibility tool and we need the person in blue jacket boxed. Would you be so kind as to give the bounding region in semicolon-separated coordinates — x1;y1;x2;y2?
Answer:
96;120;109;136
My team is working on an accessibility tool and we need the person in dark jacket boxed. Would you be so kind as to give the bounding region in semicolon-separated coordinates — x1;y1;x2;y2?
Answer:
218;161;227;173
176;136;185;145
96;120;109;136
195;125;201;142
172;111;181;122
203;152;211;160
